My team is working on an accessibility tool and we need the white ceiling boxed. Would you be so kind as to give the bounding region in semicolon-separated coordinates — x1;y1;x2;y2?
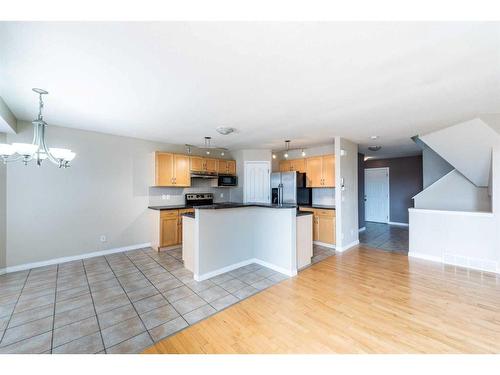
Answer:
1;22;499;158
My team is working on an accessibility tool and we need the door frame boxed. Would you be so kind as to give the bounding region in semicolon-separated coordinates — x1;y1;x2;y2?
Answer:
364;167;390;224
243;161;271;204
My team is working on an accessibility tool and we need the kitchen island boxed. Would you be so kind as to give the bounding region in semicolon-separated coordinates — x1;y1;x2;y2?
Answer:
182;203;312;281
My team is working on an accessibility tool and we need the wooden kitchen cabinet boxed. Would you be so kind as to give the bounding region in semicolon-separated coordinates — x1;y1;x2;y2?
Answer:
290;159;306;173
190;156;204;172
154;208;194;250
279;160;291;172
160;211;179;247
227;160;236;175
305;156;323;187
279;159;306;173
204;158;218;173
218;159;237;175
299;207;335;246
155;152;191;187
305;154;335;188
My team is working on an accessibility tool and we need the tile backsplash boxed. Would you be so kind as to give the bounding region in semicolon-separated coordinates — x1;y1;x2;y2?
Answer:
149;179;232;206
312;188;335;206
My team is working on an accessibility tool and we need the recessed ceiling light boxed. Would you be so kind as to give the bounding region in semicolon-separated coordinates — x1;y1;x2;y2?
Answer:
216;127;235;135
370;135;379;140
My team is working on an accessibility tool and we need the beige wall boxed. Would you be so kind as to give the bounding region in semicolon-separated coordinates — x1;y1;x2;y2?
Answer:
4;121;233;268
335;137;359;250
0;133;6;269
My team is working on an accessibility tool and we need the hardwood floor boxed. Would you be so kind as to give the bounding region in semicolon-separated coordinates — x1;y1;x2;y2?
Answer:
143;246;500;354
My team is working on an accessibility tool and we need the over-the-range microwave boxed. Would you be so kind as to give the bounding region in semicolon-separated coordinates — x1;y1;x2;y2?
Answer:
217;175;238;187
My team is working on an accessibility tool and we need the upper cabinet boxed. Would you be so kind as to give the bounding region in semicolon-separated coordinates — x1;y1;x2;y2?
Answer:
279;159;306;173
305;154;335;188
218;159;236;175
155;152;191;187
154;152;236;187
280;154;335;188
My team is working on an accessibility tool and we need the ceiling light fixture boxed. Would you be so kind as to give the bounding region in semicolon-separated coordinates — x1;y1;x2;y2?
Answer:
301;149;306;157
370;135;379;140
368;145;382;152
216;127;235;135
185;136;228;156
283;140;291;159
0;89;76;168
272;154;276;159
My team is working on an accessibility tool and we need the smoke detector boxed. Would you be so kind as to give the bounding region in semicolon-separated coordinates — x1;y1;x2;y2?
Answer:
216;127;235;135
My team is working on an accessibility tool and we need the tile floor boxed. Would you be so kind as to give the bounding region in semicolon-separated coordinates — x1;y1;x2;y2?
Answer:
0;247;290;354
359;222;409;253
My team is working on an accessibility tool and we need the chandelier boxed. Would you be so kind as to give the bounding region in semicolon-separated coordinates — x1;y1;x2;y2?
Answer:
0;88;76;168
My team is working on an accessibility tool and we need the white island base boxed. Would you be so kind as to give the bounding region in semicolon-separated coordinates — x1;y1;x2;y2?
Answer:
182;206;313;281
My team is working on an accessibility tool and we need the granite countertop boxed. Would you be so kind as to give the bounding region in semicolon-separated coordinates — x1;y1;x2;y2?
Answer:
299;204;336;210
196;202;297;210
148;205;193;211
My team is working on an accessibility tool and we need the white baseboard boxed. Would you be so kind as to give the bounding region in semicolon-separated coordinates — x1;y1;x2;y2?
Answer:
335;240;359;253
358;227;366;232
313;241;335;249
252;258;297;277
408;252;499;274
194;259;254;281
1;243;152;275
408;252;442;263
194;257;297;281
388;221;409;227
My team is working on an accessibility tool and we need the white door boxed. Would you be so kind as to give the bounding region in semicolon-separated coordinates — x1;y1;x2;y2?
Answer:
364;167;390;223
244;161;270;204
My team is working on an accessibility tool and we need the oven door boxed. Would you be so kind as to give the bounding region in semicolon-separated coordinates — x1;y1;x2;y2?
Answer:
218;175;237;186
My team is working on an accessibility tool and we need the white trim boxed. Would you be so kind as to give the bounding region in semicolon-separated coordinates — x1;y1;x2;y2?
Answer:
243;160;271;204
194;258;254;281
313;240;335;249
408;207;493;217
388;221;409;227
364;167;390;224
1;243;151;274
194;257;298;282
408;252;442;263
408;251;500;274
253;258;297;277
358;227;366;232
335;240;359;253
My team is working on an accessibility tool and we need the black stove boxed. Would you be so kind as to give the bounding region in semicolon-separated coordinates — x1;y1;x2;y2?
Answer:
185;193;214;206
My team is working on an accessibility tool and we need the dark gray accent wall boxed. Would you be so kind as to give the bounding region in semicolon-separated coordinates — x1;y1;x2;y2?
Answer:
358;153;365;229
363;155;423;224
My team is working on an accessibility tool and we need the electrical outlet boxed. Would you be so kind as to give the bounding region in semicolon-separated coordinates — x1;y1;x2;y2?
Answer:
161;194;170;200
100;235;107;243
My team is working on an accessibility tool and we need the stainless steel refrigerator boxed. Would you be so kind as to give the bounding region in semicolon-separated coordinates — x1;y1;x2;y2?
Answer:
271;171;311;205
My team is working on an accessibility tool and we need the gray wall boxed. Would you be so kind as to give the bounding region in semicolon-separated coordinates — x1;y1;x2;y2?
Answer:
364;155;423;224
422;146;454;189
4;121;234;268
358;153;365;229
0;133;6;269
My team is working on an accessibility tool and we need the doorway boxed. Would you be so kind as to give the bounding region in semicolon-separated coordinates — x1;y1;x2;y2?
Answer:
364;167;389;223
244;161;270;204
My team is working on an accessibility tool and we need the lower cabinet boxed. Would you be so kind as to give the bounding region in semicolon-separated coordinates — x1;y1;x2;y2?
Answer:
299;207;336;246
155;209;194;250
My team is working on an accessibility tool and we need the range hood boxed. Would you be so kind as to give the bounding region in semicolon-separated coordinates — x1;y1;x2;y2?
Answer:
190;171;218;179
